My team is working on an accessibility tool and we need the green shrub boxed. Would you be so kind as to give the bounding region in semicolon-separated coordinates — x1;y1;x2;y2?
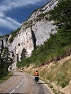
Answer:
60;79;69;88
9;28;20;43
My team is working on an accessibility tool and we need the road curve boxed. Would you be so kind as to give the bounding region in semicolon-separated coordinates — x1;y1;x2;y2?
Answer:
0;71;52;94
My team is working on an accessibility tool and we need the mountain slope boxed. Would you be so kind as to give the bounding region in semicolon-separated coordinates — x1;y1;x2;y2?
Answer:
0;0;59;68
23;55;71;94
17;0;71;67
17;1;71;93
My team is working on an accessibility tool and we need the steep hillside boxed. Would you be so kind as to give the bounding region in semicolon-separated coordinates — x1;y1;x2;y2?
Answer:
17;0;71;93
23;55;71;94
17;0;71;67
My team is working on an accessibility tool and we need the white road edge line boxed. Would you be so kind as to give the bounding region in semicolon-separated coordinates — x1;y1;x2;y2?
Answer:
10;89;15;93
40;80;53;94
20;79;23;85
11;79;24;93
20;82;22;85
16;85;20;88
44;88;47;94
22;79;23;82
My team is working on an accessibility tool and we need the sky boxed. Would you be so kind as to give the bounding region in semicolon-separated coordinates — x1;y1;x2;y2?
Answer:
0;0;50;36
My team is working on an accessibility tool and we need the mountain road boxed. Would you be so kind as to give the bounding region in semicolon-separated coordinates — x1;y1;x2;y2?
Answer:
0;71;52;94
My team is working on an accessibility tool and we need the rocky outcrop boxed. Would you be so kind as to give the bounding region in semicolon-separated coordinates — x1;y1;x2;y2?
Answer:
0;0;59;68
28;0;58;21
8;27;34;61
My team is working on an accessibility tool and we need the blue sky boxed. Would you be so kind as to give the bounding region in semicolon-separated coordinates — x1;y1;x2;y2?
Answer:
0;0;50;36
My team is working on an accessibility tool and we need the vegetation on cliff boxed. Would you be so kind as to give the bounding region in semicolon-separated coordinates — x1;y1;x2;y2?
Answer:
17;0;71;67
0;47;13;78
9;28;21;43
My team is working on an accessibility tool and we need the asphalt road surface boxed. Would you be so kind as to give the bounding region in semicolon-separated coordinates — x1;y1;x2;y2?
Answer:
0;71;52;94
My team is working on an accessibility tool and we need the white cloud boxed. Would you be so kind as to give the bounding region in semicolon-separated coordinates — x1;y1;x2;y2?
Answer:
0;16;21;29
0;0;46;13
0;0;48;35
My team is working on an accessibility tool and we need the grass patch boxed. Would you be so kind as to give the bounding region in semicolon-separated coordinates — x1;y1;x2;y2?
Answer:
0;71;13;84
46;59;71;88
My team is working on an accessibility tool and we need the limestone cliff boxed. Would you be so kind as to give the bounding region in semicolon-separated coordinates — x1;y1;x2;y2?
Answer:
0;0;59;69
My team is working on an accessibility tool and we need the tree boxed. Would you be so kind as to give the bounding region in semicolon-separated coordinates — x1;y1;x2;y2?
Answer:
1;40;4;53
0;47;13;78
21;48;27;60
49;0;71;46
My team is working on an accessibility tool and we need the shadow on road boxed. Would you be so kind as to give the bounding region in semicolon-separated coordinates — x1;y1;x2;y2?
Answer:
37;82;48;84
13;75;19;76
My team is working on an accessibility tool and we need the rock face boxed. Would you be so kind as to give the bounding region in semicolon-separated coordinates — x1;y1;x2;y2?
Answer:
8;27;34;60
0;0;59;69
28;0;58;21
